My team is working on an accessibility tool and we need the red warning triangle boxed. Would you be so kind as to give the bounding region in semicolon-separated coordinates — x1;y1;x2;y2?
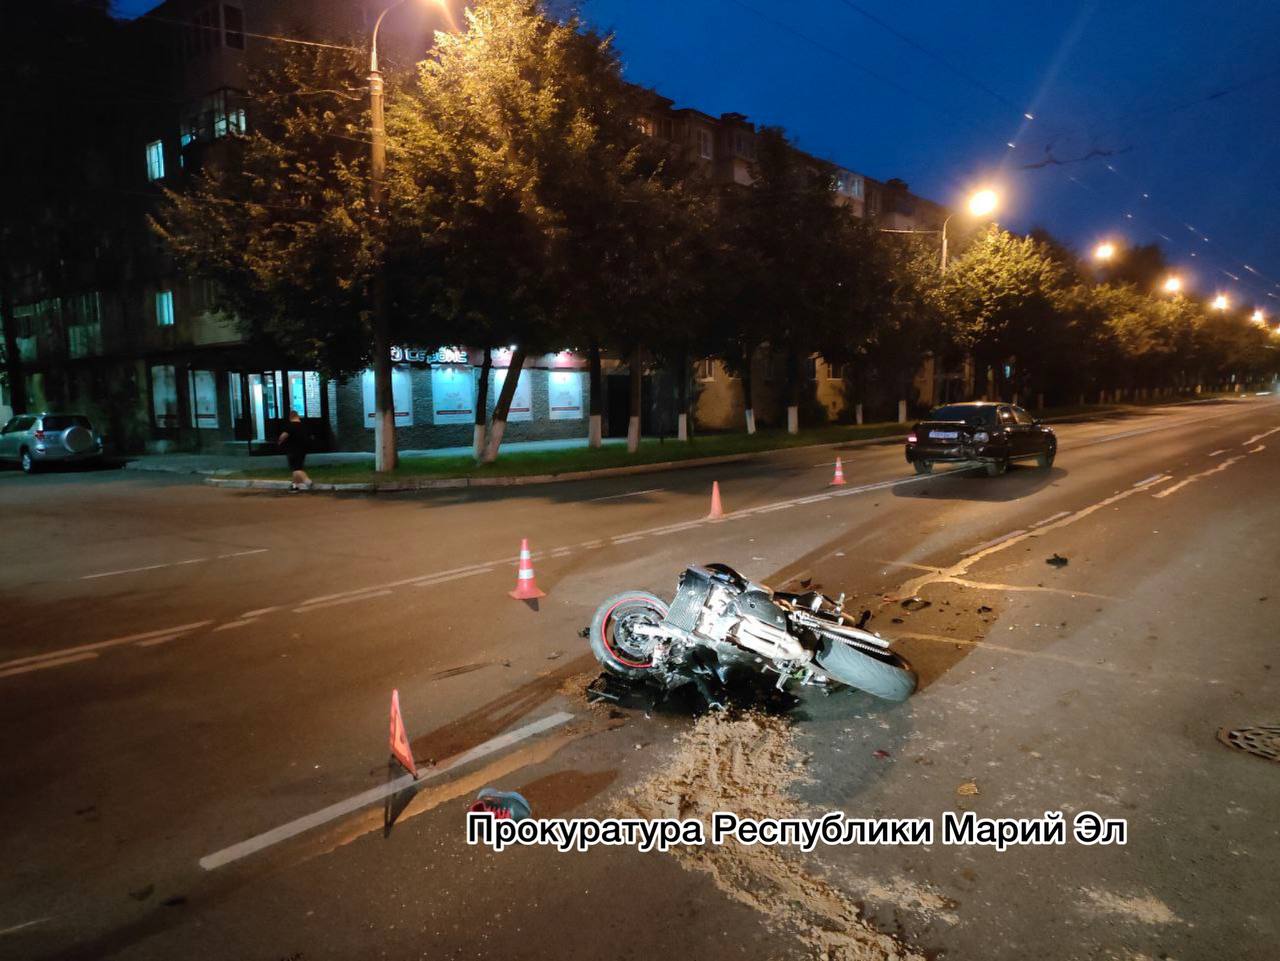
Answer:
389;689;418;778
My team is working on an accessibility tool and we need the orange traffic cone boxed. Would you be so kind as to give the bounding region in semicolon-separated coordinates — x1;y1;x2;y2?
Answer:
509;538;546;600
389;689;418;779
707;481;725;520
830;457;847;486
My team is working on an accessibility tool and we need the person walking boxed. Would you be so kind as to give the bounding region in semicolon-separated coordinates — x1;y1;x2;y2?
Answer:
278;409;313;491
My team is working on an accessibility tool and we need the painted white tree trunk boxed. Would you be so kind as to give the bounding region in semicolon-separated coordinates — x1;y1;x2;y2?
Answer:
855;403;863;425
481;419;506;463
786;405;798;435
677;412;688;441
626;415;640;453
588;413;602;448
744;408;756;435
472;423;486;461
897;399;907;423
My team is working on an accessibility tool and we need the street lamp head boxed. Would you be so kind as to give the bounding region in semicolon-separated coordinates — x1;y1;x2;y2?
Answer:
1093;241;1116;262
967;188;999;218
1251;309;1266;325
1162;275;1183;295
1212;293;1230;311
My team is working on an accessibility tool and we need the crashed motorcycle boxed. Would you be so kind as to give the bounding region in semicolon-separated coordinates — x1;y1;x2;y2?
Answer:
587;563;916;705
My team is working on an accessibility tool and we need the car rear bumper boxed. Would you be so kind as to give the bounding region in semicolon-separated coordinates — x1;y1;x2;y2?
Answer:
906;443;1005;464
31;447;103;463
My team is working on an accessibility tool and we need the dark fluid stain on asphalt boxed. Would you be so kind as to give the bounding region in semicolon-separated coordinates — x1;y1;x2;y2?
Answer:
1046;553;1070;567
900;597;931;612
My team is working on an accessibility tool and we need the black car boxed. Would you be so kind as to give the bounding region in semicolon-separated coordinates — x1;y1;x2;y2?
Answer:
905;402;1056;477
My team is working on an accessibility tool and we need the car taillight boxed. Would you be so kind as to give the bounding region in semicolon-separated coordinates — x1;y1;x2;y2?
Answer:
33;429;45;440
906;433;917;443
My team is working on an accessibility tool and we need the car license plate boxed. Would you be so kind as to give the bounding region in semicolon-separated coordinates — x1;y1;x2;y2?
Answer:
929;430;959;440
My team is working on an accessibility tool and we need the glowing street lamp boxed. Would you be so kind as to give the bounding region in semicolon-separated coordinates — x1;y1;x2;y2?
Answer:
1252;309;1267;325
942;188;1000;273
1162;275;1183;295
1212;293;1230;311
1093;241;1117;262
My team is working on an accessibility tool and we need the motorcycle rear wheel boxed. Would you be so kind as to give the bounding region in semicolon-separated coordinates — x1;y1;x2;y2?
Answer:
589;591;669;680
813;637;917;702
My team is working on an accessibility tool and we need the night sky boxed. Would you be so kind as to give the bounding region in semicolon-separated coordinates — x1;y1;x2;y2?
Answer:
114;0;1280;310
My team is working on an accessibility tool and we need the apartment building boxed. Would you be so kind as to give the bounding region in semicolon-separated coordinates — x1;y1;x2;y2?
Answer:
7;0;950;455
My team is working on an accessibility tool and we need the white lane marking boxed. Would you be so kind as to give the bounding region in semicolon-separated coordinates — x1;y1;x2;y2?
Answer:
586;487;664;502
1132;473;1166;488
213;620;257;632
240;606;281;619
795;494;833;505
0;918;50;937
579;539;604;549
135;634;187;649
81;550;269;580
293;589;393;613
0;621;213;672
1153;456;1244;499
1248;444;1265;454
962;530;1026;556
755;503;796;514
1031;510;1071;528
1208;449;1227;457
611;535;645;544
1243;426;1280;445
0;652;98;680
549;549;572;558
412;568;492;588
199;711;575;871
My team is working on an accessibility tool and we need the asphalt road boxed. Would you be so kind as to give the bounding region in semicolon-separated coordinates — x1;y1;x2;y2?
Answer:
1;397;1277;961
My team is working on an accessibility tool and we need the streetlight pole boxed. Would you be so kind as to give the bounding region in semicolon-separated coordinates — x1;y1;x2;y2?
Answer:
940;213;954;274
368;1;404;473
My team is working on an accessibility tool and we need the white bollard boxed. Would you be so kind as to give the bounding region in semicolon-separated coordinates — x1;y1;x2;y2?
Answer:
855;403;863;426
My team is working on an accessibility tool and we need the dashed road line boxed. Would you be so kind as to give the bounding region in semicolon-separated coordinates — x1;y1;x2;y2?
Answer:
0;621;213;674
198;711;575;871
586;487;664;502
1031;510;1072;528
81;550;269;580
294;590;393;613
1153;456;1244;499
962;530;1026;556
0;652;99;680
1208;449;1227;457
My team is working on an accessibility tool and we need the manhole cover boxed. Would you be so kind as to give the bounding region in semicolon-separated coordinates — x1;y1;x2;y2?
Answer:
1217;725;1280;763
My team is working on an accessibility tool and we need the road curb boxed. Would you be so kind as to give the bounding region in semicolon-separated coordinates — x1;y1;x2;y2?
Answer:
202;396;1242;495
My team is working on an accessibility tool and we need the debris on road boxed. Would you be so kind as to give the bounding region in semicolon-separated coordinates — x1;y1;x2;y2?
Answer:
956;781;980;797
546;650;562;660
468;788;532;822
872;749;891;759
977;605;993;614
900;596;931;612
616;712;924;961
1046;553;1070;567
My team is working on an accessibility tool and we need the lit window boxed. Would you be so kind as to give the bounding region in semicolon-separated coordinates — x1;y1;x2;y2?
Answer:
696;358;715;381
156;290;175;326
145;140;165;181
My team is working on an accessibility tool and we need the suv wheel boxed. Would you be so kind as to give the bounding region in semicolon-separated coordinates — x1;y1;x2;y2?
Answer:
1036;448;1056;469
20;449;36;474
913;460;933;475
984;456;1009;478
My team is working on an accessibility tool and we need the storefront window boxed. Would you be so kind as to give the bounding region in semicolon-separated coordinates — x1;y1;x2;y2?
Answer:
187;369;220;428
151;365;178;428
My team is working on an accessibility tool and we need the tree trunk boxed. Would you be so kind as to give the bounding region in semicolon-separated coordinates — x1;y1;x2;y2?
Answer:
588;345;603;448
626;345;642;453
472;347;491;460
676;344;689;441
481;346;528;463
0;263;27;416
785;346;800;435
741;345;756;435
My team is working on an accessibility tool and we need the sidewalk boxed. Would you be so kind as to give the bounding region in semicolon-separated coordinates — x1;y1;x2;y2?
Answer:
123;436;628;476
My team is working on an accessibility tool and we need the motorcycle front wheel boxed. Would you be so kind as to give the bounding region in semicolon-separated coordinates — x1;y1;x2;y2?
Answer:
813;637;917;702
589;591;670;680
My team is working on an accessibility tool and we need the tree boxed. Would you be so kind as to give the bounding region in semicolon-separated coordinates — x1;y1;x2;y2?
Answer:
939;229;1070;401
154;44;398;403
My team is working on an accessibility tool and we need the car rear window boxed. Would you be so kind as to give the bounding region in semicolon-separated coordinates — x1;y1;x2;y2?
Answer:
928;405;998;426
41;415;92;431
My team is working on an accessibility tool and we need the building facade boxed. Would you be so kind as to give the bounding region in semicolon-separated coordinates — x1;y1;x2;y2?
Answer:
6;0;951;455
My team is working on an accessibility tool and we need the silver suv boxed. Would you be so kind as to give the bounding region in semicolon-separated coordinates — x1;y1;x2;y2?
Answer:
0;413;104;473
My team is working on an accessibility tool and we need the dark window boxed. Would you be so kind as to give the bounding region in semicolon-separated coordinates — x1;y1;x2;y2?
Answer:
7;416;37;433
223;5;244;48
929;405;998;426
41;415;92;431
998;408;1016;426
1012;406;1035;425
